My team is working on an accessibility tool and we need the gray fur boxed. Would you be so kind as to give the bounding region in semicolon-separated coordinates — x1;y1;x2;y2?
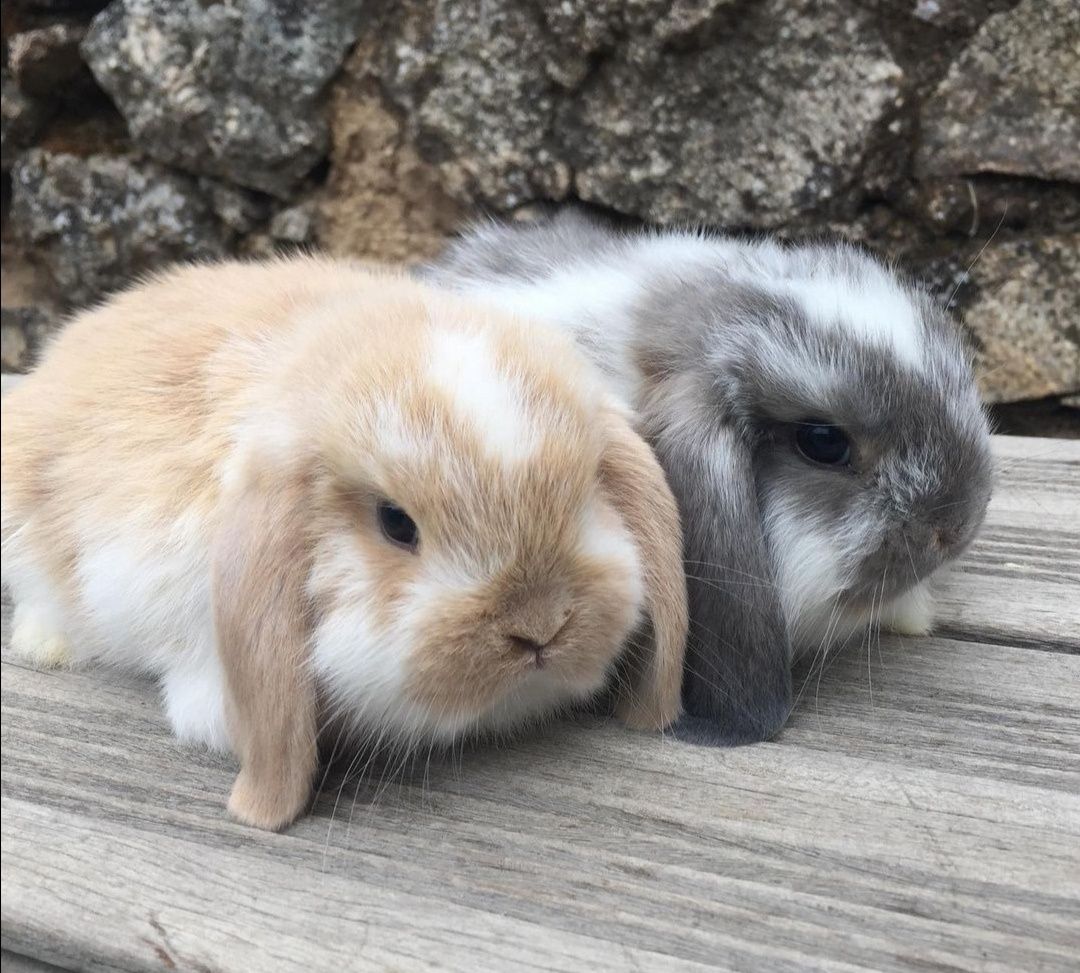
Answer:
425;211;994;746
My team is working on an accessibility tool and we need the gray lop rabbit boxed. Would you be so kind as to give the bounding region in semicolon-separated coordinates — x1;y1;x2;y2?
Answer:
425;210;993;745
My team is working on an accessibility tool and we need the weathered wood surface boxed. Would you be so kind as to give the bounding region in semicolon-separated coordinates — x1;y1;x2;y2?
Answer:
2;435;1078;973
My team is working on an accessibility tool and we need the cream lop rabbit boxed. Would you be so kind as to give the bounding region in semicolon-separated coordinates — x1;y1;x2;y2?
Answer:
1;257;687;829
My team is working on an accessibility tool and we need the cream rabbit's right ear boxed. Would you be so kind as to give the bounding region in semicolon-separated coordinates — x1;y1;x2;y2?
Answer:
212;472;318;831
599;410;689;732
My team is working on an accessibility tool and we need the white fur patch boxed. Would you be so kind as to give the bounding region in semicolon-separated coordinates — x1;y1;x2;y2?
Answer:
879;580;935;637
368;399;435;468
75;512;225;748
75;512;210;669
3;519;74;668
634;232;734;276
578;499;645;620
773;275;925;371
3;503;228;749
220;408;302;493
427;328;540;464
163;661;231;751
461;265;644;409
764;498;850;652
308;530;434;742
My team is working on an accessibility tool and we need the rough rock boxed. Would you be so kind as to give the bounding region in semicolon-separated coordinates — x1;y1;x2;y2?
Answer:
372;0;905;227
317;50;464;263
536;0;744;81
8;23;87;98
1;306;56;372
917;0;1080;182
268;201;316;246
954;236;1080;403
13;1;109;11
902;177;1080;238
2;71;51;172
564;0;906;227
908;0;1018;34
9;149;228;307
80;0;365;197
372;1;570;209
199;179;271;235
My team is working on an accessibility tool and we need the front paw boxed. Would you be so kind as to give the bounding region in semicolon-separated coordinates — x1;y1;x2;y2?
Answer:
880;582;935;637
11;605;72;668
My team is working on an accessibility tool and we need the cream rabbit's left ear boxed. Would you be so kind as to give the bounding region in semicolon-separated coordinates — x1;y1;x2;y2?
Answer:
599;410;689;731
212;472;318;831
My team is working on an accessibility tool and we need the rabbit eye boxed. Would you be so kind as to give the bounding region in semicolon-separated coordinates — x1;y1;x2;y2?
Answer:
794;421;851;467
377;501;419;551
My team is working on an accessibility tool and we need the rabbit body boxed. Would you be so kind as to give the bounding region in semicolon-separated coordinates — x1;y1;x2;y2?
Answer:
2;257;688;827
428;213;993;744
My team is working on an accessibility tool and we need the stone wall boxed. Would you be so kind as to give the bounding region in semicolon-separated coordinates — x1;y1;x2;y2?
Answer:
2;0;1077;419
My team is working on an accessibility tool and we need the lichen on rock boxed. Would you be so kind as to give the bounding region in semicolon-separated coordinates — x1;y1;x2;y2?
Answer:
80;0;366;197
561;0;906;228
9;149;229;307
918;0;1080;182
959;235;1080;404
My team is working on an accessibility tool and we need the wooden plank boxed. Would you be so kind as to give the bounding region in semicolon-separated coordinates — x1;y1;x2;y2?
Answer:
3;620;1079;972
2;432;1077;972
3;708;1078;972
0;952;66;973
934;435;1079;650
789;634;1080;790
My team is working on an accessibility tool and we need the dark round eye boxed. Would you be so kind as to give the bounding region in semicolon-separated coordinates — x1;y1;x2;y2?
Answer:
377;501;419;550
794;421;851;467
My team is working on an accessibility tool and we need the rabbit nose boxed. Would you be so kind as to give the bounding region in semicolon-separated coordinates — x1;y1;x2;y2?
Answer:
501;589;573;658
509;634;547;653
934;526;960;550
508;634;550;667
505;611;571;652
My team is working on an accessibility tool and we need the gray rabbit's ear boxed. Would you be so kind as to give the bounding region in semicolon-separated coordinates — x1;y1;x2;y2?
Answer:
657;425;794;746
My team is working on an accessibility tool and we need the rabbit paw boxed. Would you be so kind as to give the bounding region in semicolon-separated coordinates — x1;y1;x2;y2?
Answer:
879;582;935;637
11;604;73;668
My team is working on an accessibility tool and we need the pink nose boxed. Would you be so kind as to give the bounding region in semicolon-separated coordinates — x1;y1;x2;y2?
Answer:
508;635;548;668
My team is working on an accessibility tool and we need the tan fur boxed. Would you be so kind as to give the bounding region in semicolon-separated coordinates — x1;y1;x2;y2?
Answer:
213;472;318;831
599;412;688;730
1;256;690;830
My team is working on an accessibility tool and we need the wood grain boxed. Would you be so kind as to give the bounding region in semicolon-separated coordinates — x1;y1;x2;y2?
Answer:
1;951;66;973
2;434;1078;972
934;436;1080;652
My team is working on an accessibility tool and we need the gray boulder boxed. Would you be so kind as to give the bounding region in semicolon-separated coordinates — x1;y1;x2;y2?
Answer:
1;307;57;373
918;0;1080;182
374;1;569;209
563;0;905;227
9;149;228;307
947;235;1080;404
8;23;88;99
80;0;365;197
373;0;905;227
2;72;51;172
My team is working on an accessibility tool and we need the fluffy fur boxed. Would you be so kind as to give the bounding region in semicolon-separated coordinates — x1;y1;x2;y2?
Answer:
1;257;688;829
426;211;994;745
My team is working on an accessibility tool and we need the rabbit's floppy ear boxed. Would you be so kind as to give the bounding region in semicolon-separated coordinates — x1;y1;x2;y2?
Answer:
657;424;793;745
599;410;688;731
212;471;318;831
